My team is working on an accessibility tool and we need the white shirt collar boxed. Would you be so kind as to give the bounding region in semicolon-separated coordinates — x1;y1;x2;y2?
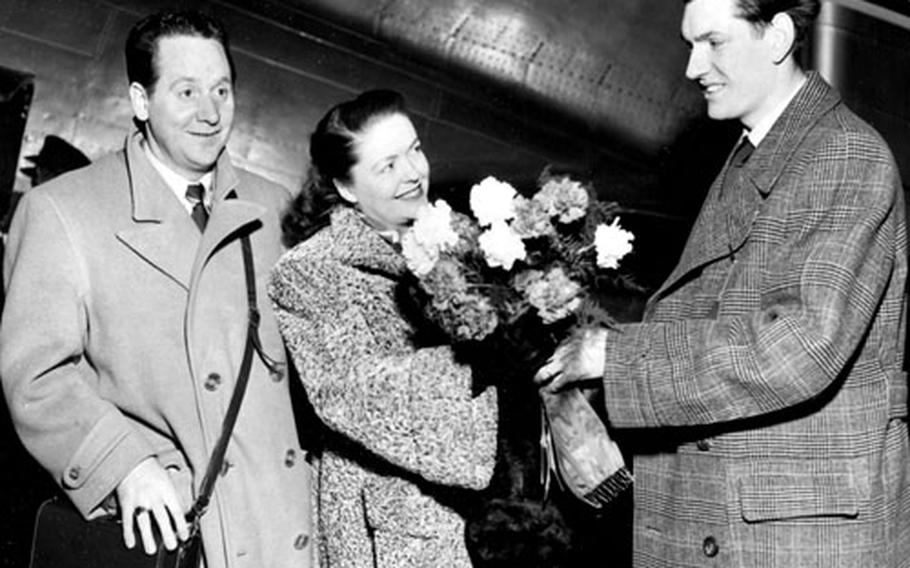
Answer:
744;75;807;147
353;209;402;244
141;140;213;213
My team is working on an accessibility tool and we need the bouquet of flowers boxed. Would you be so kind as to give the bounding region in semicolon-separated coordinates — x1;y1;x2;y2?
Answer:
399;168;639;507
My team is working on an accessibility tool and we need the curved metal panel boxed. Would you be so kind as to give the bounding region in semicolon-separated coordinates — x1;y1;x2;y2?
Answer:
812;0;910;183
290;0;704;154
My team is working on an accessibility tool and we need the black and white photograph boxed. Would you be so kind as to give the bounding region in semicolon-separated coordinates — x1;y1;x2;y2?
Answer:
0;1;908;566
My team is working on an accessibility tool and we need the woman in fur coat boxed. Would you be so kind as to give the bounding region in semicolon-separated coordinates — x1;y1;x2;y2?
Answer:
269;89;498;568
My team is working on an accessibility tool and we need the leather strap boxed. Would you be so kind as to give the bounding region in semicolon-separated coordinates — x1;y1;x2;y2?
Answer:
186;234;277;525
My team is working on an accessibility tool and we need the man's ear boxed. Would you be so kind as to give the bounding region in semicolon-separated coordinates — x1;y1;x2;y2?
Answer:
333;179;358;205
129;82;150;121
769;12;797;64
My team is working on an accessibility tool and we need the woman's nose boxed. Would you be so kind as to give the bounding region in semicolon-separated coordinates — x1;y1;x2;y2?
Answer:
400;154;422;179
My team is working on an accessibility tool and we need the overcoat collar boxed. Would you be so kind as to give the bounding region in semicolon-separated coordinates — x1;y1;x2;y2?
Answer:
746;72;840;197
651;72;840;303
328;207;408;279
115;128;266;289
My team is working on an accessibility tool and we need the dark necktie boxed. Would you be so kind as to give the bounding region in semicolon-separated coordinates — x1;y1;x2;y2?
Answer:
730;137;755;168
719;137;755;200
185;183;208;231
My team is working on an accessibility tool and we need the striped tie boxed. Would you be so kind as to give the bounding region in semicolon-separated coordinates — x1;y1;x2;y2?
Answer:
185;183;208;231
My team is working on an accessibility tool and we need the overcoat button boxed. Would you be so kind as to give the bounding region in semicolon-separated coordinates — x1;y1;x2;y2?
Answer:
294;534;309;550
270;364;285;383
696;439;711;451
67;467;81;481
284;449;296;468
204;372;222;391
702;536;719;557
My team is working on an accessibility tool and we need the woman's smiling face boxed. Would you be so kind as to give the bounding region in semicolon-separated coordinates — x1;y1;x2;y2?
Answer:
335;112;430;235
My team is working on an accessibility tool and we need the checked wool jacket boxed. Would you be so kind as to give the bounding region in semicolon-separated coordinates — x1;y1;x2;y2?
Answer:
600;73;909;567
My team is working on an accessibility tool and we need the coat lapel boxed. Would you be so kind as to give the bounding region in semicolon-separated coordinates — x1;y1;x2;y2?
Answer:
744;73;840;197
116;130;199;289
189;161;266;282
658;179;730;295
329;207;408;279
650;73;839;305
115;130;269;291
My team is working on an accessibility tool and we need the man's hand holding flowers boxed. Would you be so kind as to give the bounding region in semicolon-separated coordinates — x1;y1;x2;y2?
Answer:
535;327;607;393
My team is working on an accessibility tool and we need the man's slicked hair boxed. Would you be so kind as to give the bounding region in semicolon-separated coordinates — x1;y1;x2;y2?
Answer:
681;0;820;52
734;0;820;49
125;9;236;94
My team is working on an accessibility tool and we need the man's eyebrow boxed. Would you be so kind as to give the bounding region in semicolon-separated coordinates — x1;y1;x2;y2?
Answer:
164;74;231;89
681;30;722;45
695;31;722;42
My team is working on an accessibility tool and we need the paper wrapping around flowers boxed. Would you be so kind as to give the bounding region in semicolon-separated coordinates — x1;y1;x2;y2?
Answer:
540;388;631;507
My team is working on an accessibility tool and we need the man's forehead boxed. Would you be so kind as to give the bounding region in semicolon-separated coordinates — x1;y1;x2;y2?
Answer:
681;0;742;37
154;34;223;56
152;35;230;77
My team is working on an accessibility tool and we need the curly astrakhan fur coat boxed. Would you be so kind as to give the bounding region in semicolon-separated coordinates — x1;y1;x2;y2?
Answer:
269;206;498;567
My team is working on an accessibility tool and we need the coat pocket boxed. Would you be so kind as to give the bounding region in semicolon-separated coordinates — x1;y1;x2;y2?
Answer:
738;469;859;523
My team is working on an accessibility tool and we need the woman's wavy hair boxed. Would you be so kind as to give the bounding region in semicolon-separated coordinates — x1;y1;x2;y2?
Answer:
281;89;408;247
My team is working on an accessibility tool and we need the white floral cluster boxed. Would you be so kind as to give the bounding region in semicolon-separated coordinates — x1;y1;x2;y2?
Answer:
469;175;632;273
400;173;636;338
469;177;526;270
595;218;635;270
400;200;459;276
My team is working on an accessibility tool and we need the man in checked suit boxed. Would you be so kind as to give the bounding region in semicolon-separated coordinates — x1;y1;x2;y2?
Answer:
537;0;909;565
0;10;315;568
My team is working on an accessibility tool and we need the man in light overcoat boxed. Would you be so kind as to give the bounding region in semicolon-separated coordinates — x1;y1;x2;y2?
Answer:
537;0;909;566
0;10;315;568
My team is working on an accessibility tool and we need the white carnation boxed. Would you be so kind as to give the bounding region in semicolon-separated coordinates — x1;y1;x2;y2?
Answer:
412;200;459;251
595;218;634;269
469;176;518;226
400;201;460;276
478;221;527;270
400;230;438;276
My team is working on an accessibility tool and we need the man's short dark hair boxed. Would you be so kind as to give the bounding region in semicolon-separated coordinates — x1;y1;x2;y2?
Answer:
125;9;236;93
735;0;820;49
681;0;821;51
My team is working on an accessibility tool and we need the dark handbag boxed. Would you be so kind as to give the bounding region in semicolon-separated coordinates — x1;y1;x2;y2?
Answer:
29;235;273;568
30;498;185;568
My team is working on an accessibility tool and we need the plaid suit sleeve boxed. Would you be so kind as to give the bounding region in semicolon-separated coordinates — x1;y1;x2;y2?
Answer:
601;131;905;428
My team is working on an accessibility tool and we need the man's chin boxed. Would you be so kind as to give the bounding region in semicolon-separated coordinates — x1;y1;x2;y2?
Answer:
706;104;730;121
189;149;225;171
